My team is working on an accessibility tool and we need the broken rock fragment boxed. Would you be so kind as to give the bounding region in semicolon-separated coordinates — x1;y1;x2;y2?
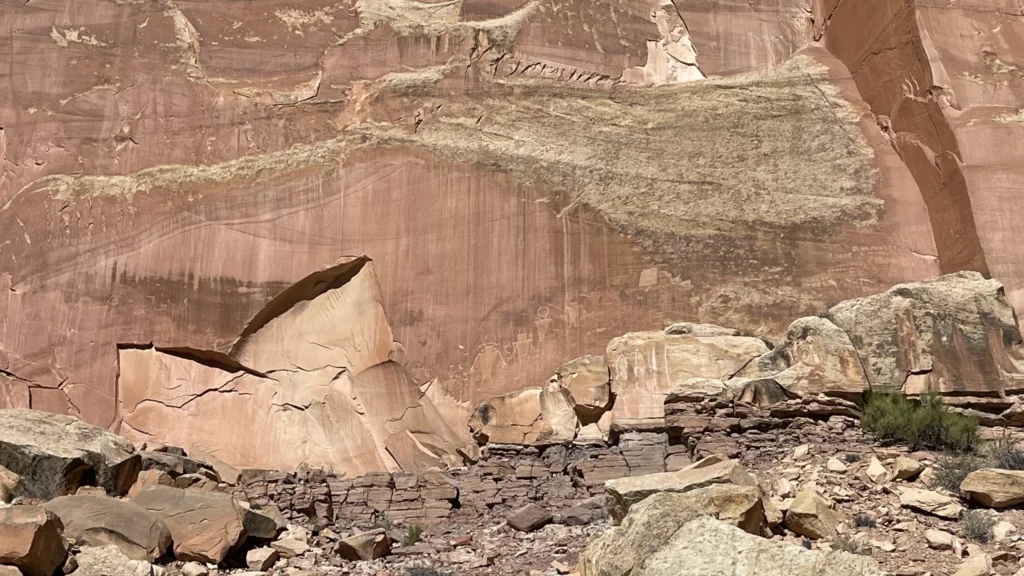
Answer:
336;529;390;561
552;355;612;422
898;487;963;519
0;409;141;498
960;469;1024;508
784;485;844;539
0;507;68;576
507;503;553;533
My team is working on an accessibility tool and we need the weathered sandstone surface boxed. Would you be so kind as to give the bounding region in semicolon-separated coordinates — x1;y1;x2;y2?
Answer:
3;0;1024;478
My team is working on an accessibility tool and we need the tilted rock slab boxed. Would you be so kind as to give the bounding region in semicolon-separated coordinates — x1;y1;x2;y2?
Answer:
0;507;68;576
784;485;845;539
604;457;758;522
0;408;141;498
898;487;963;519
961;469;1024;508
45;495;172;562
580;485;768;576
131;485;277;563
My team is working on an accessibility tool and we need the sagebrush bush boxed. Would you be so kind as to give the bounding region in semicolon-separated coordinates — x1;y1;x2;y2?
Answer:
861;393;980;452
986;436;1024;470
831;535;870;556
961;510;996;543
932;454;988;493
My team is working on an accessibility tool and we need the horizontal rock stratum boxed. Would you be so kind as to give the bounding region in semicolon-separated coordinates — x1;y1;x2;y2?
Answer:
3;0;1024;475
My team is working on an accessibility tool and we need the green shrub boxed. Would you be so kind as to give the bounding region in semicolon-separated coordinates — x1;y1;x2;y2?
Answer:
861;393;979;452
932;454;988;493
853;514;877;528
404;524;424;546
961;510;996;543
370;511;395;532
844;453;863;464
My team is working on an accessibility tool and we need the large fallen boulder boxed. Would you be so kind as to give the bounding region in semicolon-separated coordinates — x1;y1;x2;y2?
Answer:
826;272;1024;396
580;485;768;576
44;495;171;561
960;469;1024;508
336;529;390;561
606;328;769;429
582;514;880;576
552;355;612;422
469;383;579;446
131;485;276;563
0;409;141;498
0;507;68;576
737;316;869;399
604;457;757;522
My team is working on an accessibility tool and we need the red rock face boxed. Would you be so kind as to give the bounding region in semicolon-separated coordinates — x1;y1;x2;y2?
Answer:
0;0;1016;471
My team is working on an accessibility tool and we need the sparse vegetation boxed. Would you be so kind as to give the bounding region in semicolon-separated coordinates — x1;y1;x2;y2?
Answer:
861;392;980;453
405;568;450;576
844;453;863;464
404;524;424;546
932;453;988;493
986;436;1024;470
831;535;871;556
853;514;877;528
961;510;997;543
371;511;396;532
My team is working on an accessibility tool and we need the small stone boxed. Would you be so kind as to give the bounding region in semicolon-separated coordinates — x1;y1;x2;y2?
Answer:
551;560;571;574
270;538;310;559
870;539;895;552
893;457;925;481
826;458;848;473
925;529;958;550
450;535;472;547
246;548;279;571
899;487;963;518
866;457;890;484
793;445;810;461
181;563;208;576
506;503;552;532
775;477;796;498
953;553;991;576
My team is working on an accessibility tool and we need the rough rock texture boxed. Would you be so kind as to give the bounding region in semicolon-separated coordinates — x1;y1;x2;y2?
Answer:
898;487;964;519
0;507;68;576
606;328;769;428
0;409;140;498
784;485;845;539
73;546;153;576
336;529;390;561
1;0;964;462
579;485;767;576
551;356;612;422
604;458;758;522
131;486;269;564
583;515;881;576
44;495;172;561
961;469;1024;508
827;272;1024;395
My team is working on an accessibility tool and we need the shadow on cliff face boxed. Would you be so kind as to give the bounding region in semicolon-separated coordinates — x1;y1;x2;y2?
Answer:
115;256;469;476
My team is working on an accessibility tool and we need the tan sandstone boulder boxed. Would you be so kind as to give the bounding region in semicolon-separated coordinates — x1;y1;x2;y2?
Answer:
0;507;68;576
737;316;869;399
899;487;963;518
580;485;768;576
0;409;141;498
552;356;612;421
336;529;390;561
470;383;579;446
132;485;275;563
605;457;757;522
0;465;18;503
606;328;769;429
45;495;171;561
961;469;1024;508
826;272;1024;396
784;485;845;539
74;546;154;576
582;514;881;576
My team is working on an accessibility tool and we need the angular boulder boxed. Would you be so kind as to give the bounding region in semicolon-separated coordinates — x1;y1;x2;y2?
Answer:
605;458;757;522
737;316;869;399
127;470;175;498
553;356;612;421
898;487;963;518
606;329;769;428
960;469;1024;508
0;507;68;576
826;272;1024;396
336;529;390;561
580;485;767;576
131;485;271;563
582;513;879;576
784;485;844;539
44;495;171;561
0;409;141;498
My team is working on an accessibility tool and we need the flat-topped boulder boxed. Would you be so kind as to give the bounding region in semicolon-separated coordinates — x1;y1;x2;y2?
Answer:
45;495;171;561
